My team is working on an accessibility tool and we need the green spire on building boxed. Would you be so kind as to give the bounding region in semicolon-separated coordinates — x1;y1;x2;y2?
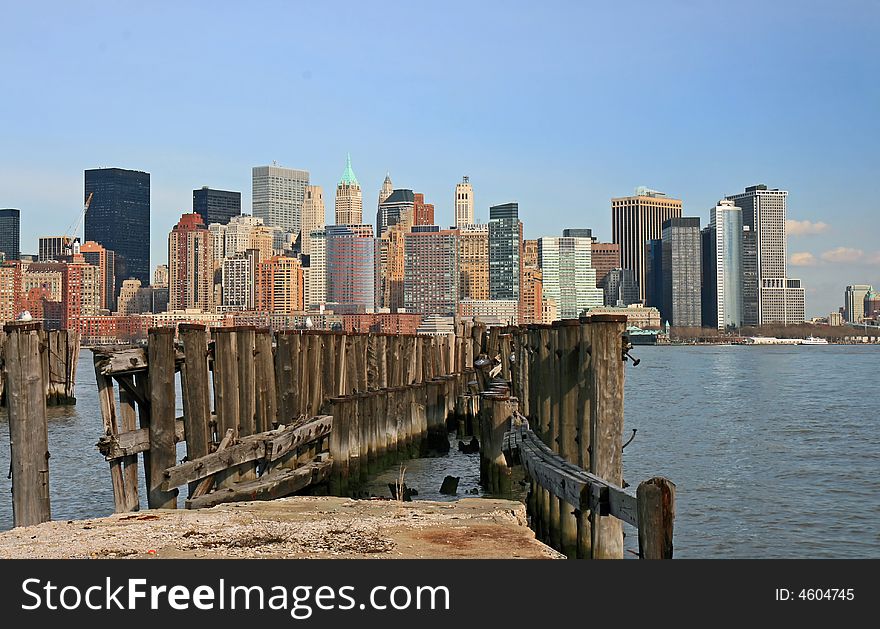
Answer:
339;153;359;186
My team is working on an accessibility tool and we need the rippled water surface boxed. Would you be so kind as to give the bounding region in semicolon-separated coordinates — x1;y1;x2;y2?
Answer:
2;346;878;558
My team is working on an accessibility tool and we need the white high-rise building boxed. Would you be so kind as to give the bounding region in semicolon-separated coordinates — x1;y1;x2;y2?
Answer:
221;252;258;312
725;185;804;325
538;235;604;319
301;185;325;256
710;199;743;329
307;229;327;308
454;176;474;227
252;164;309;234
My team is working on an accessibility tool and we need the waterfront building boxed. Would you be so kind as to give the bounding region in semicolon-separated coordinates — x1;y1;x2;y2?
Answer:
612;187;682;303
644;239;663;310
326;224;375;312
193;187;241;226
865;289;880;320
117;278;151;315
60;258;102;329
587;304;662;330
334;154;363;226
79;240;116;312
84;167;151;294
0;209;20;261
0;261;23;322
454;176;474;227
255;255;303;314
403;228;458;315
702;199;744;330
602;268;639;307
488;203;522;301
538;234;603;319
844;284;872;323
168;213;213;312
252;163;309;234
458;298;519;325
661;217;702;327
221;251;259;311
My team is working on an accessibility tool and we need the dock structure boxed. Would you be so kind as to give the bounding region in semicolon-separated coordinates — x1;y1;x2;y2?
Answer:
0;325;80;406
3;317;675;558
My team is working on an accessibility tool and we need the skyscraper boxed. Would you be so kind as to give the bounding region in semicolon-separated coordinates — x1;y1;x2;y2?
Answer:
644;239;663;310
84;168;151;295
306;229;327;308
413;193;435;226
379;174;394;207
538;235;603;319
255;255;303;314
168;213;213;312
702;200;743;330
334;154;363;225
252;164;309;234
403;228;458;315
489;203;522;301
612;187;682;302
725;185;804;325
591;242;621;289
377;189;415;237
326;224;375;312
602;268;639;307
454;176;474;227
39;236;75;262
844;285;872;323
661;217;702;327
80;240;117;312
300;185;325;256
193;187;241;227
457;224;489;301
0;209;21;260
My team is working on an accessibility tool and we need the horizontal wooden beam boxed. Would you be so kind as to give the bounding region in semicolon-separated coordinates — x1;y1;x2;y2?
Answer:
185;457;332;509
161;417;332;490
92;346;185;375
505;427;639;528
97;419;186;459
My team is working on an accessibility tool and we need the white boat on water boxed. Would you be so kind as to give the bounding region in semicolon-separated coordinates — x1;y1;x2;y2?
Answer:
801;336;829;345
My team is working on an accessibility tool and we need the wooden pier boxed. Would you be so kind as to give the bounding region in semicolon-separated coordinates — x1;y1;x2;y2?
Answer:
3;317;675;558
0;324;80;406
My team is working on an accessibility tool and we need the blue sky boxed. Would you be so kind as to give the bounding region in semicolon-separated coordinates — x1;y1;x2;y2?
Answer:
1;0;877;316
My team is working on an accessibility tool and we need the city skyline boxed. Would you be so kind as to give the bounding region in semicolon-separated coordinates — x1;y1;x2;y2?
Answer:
1;1;878;316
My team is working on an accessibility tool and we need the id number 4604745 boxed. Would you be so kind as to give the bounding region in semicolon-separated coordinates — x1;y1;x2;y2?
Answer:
775;588;855;601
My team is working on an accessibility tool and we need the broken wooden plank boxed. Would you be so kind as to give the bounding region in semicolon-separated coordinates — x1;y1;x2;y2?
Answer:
185;458;333;509
92;346;186;376
97;419;187;460
264;416;333;462
189;429;235;500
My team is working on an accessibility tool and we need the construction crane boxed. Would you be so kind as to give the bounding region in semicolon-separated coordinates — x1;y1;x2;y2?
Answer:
62;192;93;255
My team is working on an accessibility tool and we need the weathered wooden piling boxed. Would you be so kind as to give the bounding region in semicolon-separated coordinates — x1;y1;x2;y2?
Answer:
147;327;178;509
637;477;676;559
3;321;51;527
180;324;212;499
254;328;277;432
556;320;580;558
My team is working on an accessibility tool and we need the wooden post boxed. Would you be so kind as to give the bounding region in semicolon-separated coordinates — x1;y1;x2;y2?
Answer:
373;390;387;468
589;315;627;559
4;322;51;526
576;319;593;558
377;334;388;389
275;332;294;424
384;387;399;462
556;320;580;558
116;381;141;511
147;328;178;509
255;329;278;432
637;477;676;559
335;333;348;396
328;397;350;495
93;355;126;513
180;324;212;500
366;334;379;390
321;332;337;412
348;394;361;487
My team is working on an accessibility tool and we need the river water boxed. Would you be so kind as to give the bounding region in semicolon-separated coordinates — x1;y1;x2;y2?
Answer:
1;346;878;558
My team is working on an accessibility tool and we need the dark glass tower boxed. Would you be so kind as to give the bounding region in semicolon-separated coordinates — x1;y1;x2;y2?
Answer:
193;187;241;226
488;202;522;300
84;168;150;297
0;209;21;260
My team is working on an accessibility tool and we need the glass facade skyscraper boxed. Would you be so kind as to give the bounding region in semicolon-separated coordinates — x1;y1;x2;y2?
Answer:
84;168;150;297
0;209;21;260
193;187;241;226
488;202;521;301
661;217;702;327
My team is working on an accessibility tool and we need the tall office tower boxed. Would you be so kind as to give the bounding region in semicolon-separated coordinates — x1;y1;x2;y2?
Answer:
306;230;327;308
844;285;872;323
249;225;275;261
864;289;880;320
379;174;394;207
0;209;21;260
193;187;241;226
725;184;803;325
591;242;621;289
562;228;593;239
489;203;523;301
255;255;303;314
221;251;259;312
39;236;75;261
701;200;743;330
661;218;702;327
79;241;116;312
520;266;543;324
413;193;435;226
403;228;459;315
741;226;758;325
644;239;663;310
326;224;375;312
300;185;325;256
252;164;309;234
454;176;474;227
458;223;489;301
168;213;213;312
602;268;639;307
376;223;409;310
612;187;682;302
84;167;151;296
377;189;415;237
334;154;363;225
538;235;604;319
153;264;169;288
522;239;538;268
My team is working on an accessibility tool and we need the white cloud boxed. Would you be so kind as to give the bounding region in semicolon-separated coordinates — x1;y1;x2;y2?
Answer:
820;247;864;264
790;252;818;267
786;219;829;236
